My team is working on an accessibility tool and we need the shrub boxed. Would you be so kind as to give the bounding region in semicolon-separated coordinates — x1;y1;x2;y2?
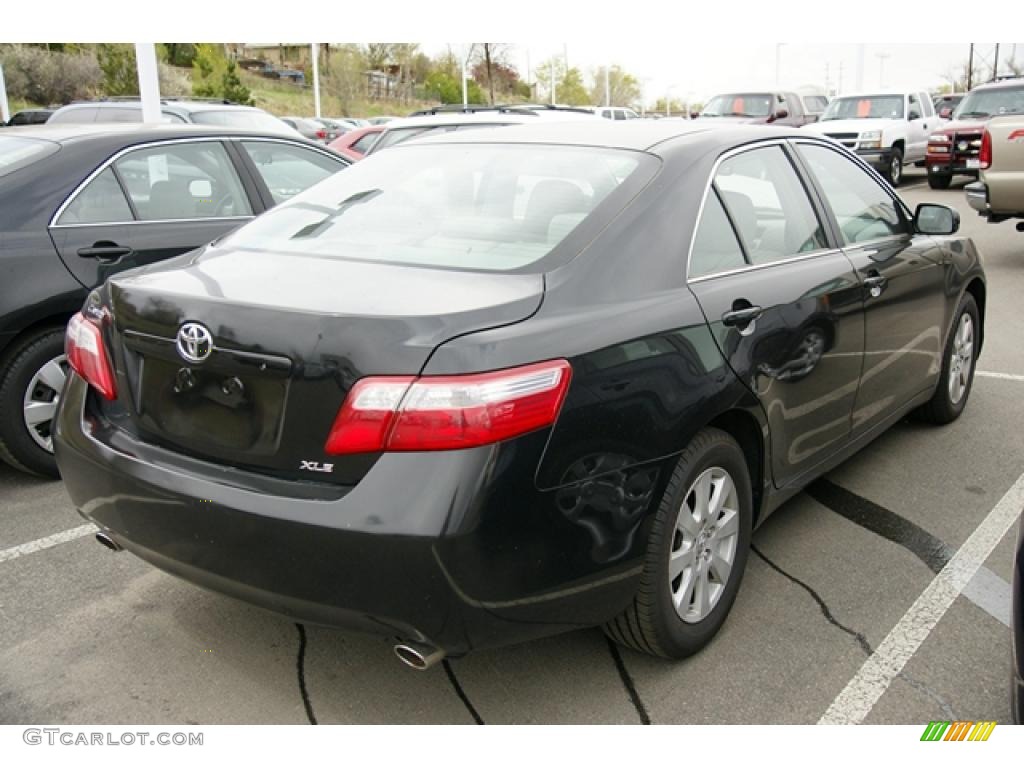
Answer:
0;44;102;105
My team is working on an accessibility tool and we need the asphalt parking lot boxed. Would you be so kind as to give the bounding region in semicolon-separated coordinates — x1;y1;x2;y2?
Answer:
1;165;1021;725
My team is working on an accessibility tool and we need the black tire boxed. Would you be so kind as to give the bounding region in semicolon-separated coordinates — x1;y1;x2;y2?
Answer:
917;293;979;425
604;427;752;659
928;173;953;190
0;327;66;477
887;147;904;187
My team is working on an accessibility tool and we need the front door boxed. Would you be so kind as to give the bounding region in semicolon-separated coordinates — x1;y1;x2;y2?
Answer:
687;142;866;488
793;141;948;436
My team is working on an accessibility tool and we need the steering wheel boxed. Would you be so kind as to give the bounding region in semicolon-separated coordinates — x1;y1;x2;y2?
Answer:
213;192;236;217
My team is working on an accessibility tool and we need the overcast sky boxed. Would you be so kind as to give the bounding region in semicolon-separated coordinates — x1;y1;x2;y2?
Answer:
426;42;1023;106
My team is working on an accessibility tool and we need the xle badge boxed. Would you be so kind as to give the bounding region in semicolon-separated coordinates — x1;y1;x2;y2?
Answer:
300;461;334;473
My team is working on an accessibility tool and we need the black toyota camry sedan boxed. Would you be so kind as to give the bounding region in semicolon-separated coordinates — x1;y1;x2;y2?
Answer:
54;122;985;667
0;124;348;476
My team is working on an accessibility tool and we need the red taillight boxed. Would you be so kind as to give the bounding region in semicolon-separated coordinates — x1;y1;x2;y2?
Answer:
325;360;572;455
316;129;327;139
65;312;117;400
980;128;992;169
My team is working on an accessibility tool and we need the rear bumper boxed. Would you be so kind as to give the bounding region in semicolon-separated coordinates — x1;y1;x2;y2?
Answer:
965;181;989;214
54;374;652;655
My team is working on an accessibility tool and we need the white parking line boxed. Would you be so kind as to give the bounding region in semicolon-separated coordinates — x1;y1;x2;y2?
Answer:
0;523;97;565
818;471;1024;724
977;370;1024;383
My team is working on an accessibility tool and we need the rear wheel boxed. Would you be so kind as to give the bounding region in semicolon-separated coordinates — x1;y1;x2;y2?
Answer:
928;173;953;190
917;294;979;424
0;328;67;477
604;428;752;659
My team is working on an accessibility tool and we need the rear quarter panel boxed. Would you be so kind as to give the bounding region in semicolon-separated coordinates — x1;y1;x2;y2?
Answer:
983;115;1024;215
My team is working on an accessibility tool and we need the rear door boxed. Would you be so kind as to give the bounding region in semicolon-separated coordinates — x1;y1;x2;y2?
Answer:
48;139;258;289
687;141;866;488
793;140;947;436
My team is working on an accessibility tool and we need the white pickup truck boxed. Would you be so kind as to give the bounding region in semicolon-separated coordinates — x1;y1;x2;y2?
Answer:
803;90;937;186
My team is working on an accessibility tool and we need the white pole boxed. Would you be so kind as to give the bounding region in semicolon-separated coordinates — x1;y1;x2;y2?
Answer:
311;43;321;118
0;64;9;124
775;44;782;87
461;45;469;107
604;65;610;106
551;60;556;104
134;43;161;124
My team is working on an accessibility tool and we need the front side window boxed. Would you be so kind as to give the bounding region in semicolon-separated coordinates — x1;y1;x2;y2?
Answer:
222;143;651;272
57;167;133;224
113;142;252;221
240;141;343;205
797;143;908;244
714;145;827;266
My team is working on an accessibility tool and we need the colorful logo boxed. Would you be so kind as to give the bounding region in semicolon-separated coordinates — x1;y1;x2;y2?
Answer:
920;721;996;741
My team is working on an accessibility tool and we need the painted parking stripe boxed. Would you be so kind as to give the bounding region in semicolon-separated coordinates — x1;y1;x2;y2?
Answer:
961;566;1012;628
976;370;1024;382
0;523;96;565
818;471;1024;724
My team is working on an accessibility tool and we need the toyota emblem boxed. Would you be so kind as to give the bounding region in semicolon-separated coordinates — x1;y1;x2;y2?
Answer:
176;322;213;364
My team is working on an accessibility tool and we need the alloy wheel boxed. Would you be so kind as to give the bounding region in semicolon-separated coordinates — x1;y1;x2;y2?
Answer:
22;354;68;453
669;466;740;623
948;313;974;405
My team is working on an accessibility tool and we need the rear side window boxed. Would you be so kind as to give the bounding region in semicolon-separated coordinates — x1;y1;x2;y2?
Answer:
714;145;827;265
796;143;908;244
351;132;380;154
240;141;343;205
223;143;651;272
114;142;252;220
690;189;747;278
57;168;133;224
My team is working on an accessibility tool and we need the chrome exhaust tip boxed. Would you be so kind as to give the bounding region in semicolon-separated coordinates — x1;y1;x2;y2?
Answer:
95;531;122;552
394;641;445;671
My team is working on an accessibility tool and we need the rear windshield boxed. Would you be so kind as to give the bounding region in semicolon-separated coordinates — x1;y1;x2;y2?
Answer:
822;95;904;120
223;143;653;272
0;136;58;177
954;85;1024;119
191;109;291;131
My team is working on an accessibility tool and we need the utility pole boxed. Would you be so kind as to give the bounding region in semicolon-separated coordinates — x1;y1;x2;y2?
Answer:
855;44;865;92
311;43;321;118
604;65;610;107
876;52;890;89
461;44;470;108
525;48;532;102
993;43;1000;81
838;61;844;96
551;59;556;104
968;43;974;90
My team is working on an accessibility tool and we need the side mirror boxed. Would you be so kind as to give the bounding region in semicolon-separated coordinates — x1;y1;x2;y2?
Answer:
189;179;213;199
939;107;952;119
908;109;921;121
690;111;700;119
775;108;789;119
915;203;959;235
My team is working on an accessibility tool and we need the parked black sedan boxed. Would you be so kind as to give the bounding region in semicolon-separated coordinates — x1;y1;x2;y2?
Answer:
0;124;349;476
54;122;984;666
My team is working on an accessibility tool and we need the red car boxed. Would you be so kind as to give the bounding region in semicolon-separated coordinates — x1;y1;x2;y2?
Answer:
926;78;1024;189
328;124;386;161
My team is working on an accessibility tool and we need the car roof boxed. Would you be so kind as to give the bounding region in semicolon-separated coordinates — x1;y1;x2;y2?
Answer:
402;119;731;153
383;111;543;129
0;122;332;147
970;78;1024;91
54;100;267;115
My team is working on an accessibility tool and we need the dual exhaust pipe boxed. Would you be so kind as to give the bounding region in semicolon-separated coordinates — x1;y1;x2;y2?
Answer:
97;529;445;670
